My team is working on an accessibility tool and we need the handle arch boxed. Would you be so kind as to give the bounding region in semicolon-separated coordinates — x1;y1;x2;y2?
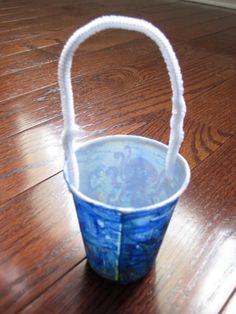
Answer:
58;15;186;189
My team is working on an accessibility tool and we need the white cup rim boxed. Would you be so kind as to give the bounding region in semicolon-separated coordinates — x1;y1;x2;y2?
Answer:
64;134;191;213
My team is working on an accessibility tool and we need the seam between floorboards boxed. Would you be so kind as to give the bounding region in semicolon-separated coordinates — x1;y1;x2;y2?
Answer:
188;25;236;42
0;169;62;209
17;256;87;313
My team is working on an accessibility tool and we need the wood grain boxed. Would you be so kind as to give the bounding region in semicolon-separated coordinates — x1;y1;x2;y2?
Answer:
0;37;235;137
21;135;236;314
0;0;236;313
190;27;236;58
187;76;236;133
0;0;172;44
0;102;231;206
0;48;57;77
0;115;149;205
0;2;198;57
0;173;86;314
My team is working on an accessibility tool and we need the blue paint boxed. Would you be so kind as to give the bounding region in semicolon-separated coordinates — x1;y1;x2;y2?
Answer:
118;202;176;283
73;191;177;283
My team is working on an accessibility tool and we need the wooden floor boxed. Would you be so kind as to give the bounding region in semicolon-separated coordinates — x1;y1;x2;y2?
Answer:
0;0;235;313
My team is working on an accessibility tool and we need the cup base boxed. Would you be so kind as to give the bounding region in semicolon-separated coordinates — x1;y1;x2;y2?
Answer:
87;259;152;284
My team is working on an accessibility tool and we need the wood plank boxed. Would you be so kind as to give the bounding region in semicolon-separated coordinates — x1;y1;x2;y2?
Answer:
0;3;194;58
0;0;178;27
0;116;147;205
187;76;236;133
0;2;28;10
0;40;234;204
20;134;236;314
0;27;141;58
0;3;103;26
1;38;164;101
0;5;27;12
0;14;88;43
190;27;236;58
0;104;230;207
0;48;57;77
0;35;62;58
0;9;62;25
0;173;86;314
0;48;215;137
0;1;209;30
130;1;235;26
162;14;236;41
0;30;143;76
0;1;234;58
0;36;235;136
134;112;232;168
175;136;236;314
0;0;174;43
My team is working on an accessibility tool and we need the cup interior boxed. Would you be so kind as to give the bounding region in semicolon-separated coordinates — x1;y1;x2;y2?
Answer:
65;135;190;209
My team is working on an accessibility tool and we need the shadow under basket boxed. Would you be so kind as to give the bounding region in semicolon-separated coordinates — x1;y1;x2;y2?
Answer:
64;135;190;283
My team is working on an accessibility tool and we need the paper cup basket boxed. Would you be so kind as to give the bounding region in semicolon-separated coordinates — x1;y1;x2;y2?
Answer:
58;16;191;284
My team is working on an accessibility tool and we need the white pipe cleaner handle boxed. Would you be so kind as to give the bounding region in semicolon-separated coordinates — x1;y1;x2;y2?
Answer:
58;15;186;189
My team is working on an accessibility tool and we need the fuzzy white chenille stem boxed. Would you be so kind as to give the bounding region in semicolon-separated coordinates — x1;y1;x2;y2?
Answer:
58;15;186;189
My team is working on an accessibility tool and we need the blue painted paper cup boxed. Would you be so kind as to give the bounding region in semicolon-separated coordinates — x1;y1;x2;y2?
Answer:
59;16;191;283
64;135;190;283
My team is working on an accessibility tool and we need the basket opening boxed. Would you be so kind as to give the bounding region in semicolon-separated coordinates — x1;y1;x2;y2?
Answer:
69;136;188;208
